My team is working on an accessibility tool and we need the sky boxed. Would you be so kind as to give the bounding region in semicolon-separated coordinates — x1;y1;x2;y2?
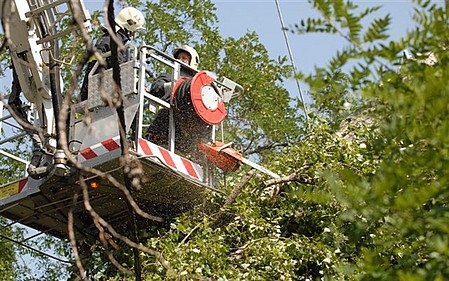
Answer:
214;1;417;69
0;0;435;102
212;0;419;100
15;0;418;102
80;0;419;73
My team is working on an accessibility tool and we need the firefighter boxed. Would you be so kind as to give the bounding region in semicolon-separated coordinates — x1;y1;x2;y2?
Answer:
148;45;199;101
145;45;199;145
80;7;145;101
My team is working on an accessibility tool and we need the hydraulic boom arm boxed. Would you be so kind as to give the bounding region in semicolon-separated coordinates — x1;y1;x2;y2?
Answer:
1;0;90;177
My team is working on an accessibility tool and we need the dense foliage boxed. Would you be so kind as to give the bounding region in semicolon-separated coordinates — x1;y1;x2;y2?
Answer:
115;1;449;280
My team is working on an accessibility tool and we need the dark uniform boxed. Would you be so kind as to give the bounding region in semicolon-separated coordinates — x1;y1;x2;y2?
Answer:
145;68;191;144
146;69;213;163
80;29;131;101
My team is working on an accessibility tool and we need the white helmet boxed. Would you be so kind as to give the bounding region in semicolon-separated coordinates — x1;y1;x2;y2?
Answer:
115;7;145;33
173;45;200;70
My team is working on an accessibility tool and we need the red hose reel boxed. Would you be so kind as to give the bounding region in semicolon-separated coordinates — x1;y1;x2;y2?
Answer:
171;71;226;125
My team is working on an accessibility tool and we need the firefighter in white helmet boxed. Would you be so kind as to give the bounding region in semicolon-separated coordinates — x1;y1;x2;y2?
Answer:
145;45;201;146
114;7;146;35
173;45;200;70
80;7;145;101
148;45;200;103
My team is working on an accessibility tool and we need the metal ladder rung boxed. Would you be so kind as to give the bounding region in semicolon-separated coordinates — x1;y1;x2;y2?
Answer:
26;0;89;44
36;27;78;44
25;0;69;17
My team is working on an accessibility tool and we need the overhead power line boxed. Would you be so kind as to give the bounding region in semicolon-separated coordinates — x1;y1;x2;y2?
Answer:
274;0;310;126
0;233;71;264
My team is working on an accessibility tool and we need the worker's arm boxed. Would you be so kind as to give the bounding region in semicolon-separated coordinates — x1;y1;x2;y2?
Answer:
149;73;172;100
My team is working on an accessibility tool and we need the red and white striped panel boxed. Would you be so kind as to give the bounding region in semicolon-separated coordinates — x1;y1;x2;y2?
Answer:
78;136;121;162
137;138;203;181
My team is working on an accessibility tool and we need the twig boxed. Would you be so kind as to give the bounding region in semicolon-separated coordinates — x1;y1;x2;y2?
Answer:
179;224;200;245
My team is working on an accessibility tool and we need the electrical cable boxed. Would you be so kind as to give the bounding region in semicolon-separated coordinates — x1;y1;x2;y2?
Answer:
274;0;310;126
0;233;71;264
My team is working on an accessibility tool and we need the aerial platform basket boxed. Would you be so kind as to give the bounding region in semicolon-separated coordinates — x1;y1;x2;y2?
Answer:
0;136;210;240
0;47;237;242
0;44;245;243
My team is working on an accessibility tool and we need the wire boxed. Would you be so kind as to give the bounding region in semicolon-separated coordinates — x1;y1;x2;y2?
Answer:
0;233;71;264
274;0;310;126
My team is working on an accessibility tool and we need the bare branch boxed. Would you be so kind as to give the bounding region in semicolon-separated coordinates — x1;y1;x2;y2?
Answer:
223;169;257;208
263;163;314;197
68;191;87;280
213;169;257;227
264;171;298;187
245;141;289;156
80;179;175;276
